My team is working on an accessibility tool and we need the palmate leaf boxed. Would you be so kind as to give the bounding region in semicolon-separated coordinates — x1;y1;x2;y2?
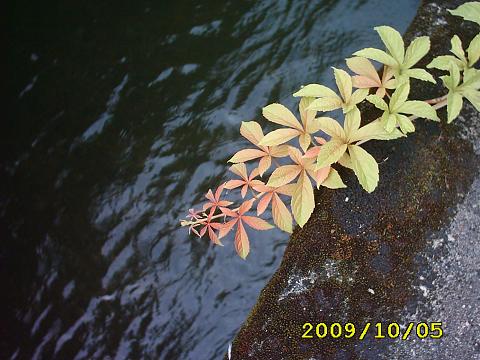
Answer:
294;70;368;114
354;26;433;85
428;34;480;72
347;57;396;98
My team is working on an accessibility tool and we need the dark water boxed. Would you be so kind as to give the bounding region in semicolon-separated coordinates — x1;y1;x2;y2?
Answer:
2;1;419;359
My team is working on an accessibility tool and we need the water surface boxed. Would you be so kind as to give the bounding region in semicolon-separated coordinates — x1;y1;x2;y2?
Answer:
2;0;418;358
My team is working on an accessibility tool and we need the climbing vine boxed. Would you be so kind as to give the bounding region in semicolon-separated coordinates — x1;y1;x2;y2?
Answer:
181;2;480;259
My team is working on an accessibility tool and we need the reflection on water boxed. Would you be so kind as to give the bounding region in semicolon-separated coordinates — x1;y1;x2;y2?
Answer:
2;0;418;358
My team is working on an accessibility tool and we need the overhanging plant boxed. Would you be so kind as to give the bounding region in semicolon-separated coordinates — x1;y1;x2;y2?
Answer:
181;2;480;259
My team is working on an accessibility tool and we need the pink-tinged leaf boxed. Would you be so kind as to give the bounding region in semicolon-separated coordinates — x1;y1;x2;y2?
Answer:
234;221;250;259
200;226;208;237
266;165;302;188
272;193;293;233
222;208;238;218
314;136;327;145
190;224;202;237
248;167;260;180
288;146;304;165
376;87;386;98
241;184;248;198
229;163;248;180
269;144;290;157
304;146;321;159
205;189;215;203
187;208;201;220
239;198;255;214
228;149;266;163
257;155;271;177
211;221;235;240
257;192;273;215
242;216;274;230
208;227;223;246
262;103;303;131
307;166;330;188
215;183;226;200
352;75;380;88
240;121;264;146
346;57;381;82
251;183;272;193
259;128;301;147
224;179;245;190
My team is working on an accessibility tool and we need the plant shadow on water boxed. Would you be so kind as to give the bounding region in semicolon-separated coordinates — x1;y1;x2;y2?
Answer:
2;0;418;358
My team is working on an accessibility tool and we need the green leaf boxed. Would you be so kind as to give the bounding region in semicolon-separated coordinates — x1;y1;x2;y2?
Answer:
448;2;480;26
338;152;353;169
316;117;346;141
307;97;343;112
463;89;480;111
293;84;338;98
397;100;439;121
348;144;379;193
389;83;410;112
403;36;430;69
381;111;397;133
450;35;467;62
366;94;388;110
344;107;361;140
462;68;480;88
321;168;346;189
404;68;436;83
396;114;415;133
447;91;463;123
316;139;348;169
468;34;480;66
333;67;352;102
374;26;405;63
427;55;464;71
353;48;398;67
349;89;369;106
349;120;405;143
291;171;315;227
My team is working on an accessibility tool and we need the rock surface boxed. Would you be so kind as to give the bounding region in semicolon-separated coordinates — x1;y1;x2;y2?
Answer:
229;0;480;359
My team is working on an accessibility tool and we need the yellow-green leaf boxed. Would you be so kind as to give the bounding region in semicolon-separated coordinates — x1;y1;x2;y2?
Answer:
397;100;439;121
353;48;398;67
316;117;346;140
262;103;303;130
448;2;480;26
348;144;379;193
272;193;293;233
259;128;301;146
338;152;353;169
307;96;343;112
267;165;301;187
333;67;352;102
427;55;464;71
403;36;430;69
350;120;405;143
396;114;415;133
375;25;405;63
404;68;436;83
468;34;480;66
240;121;264;145
316;139;348;169
291;171;315;227
450;35;467;62
321;168;346;189
389;83;410;112
366;94;388;110
293;84;338;98
344;107;361;140
447;91;463;123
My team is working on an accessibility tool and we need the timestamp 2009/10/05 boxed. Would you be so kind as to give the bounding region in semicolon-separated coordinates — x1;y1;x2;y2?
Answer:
302;322;443;340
